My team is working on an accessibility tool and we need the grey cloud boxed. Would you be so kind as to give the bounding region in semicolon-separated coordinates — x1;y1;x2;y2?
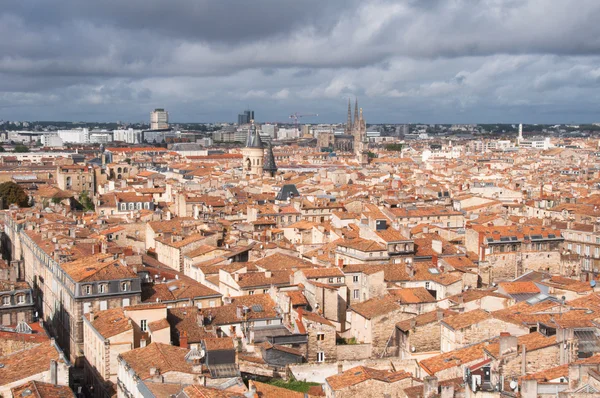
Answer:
2;0;600;122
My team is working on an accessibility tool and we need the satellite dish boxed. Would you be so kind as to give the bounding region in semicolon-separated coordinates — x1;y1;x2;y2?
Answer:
509;380;518;391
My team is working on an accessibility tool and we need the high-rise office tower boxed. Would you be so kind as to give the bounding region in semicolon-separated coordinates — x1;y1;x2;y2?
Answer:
238;109;255;125
150;108;169;130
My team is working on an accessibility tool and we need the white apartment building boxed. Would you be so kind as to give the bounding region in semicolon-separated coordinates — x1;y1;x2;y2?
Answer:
113;128;142;144
150;108;169;130
57;128;90;144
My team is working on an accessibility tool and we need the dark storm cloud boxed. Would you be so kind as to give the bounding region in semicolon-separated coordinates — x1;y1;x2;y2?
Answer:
2;0;600;122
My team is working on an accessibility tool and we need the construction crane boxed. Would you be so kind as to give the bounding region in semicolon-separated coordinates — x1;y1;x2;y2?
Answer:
289;113;318;133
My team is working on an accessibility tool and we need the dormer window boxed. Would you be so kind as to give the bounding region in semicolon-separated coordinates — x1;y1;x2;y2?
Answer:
84;285;92;295
17;295;25;304
99;284;107;294
121;282;130;292
2;296;9;306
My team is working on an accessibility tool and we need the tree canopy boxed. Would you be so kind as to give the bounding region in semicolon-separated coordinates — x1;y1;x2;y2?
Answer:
13;144;29;153
0;181;29;208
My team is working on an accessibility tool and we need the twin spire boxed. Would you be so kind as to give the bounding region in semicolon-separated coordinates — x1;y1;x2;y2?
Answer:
346;98;360;133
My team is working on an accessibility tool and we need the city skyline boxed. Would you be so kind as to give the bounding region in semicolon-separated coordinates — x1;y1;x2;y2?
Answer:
2;1;600;123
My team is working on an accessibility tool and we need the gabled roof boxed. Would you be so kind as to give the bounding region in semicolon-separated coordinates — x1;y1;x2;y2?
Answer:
326;366;411;390
350;295;401;319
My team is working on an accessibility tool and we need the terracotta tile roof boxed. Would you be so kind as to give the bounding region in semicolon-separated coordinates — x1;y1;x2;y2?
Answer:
341;263;384;275
446;290;508;304
119;342;193;380
156;233;207;249
326;366;411;390
200;294;279;326
442;309;491;331
235;271;292;289
540;276;592;293
419;340;490;376
143;382;183;397
253;253;314;271
11;380;75;398
470;224;562;242
375;228;409;242
182;384;246;397
397;309;458;332
148;318;170;332
520;363;568;382
167;307;215;344
0;340;64;386
185;245;223;258
85;308;132;339
484;332;557;358
389;287;436;304
203;337;235;351
298;309;335;327
287;290;309;307
301;267;344;279
498;281;541;295
251;380;306;398
350;295;401;320
142;277;221;303
60;254;137;282
337;238;386;252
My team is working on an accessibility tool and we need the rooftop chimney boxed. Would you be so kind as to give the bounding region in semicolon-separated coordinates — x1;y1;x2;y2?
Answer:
265;271;272;278
140;337;147;348
499;332;518;357
436;309;444;321
89;310;95;322
423;376;439;398
50;359;58;385
432;240;443;255
180;331;189;349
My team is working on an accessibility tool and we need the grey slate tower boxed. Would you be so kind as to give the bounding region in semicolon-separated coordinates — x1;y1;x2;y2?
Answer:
242;121;265;175
263;142;278;177
345;98;353;134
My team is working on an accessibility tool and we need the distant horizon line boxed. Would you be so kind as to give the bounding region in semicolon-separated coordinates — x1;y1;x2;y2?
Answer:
1;120;596;126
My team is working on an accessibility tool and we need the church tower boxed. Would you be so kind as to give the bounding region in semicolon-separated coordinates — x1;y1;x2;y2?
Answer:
344;98;353;134
263;142;278;177
242;121;265;175
353;104;369;166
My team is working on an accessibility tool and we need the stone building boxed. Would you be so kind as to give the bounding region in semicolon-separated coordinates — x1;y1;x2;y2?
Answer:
241;122;278;177
348;295;412;357
440;309;529;353
394;309;458;359
0;340;71;397
20;229;142;364
466;224;564;284
324;365;415;398
0;280;34;326
297;309;337;363
56;165;95;194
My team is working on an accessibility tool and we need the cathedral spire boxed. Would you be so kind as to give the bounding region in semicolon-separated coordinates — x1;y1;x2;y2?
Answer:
346;98;352;132
354;98;359;130
263;142;278;177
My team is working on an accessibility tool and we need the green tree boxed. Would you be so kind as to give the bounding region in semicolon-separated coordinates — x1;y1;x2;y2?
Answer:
0;145;5;152
79;191;95;211
13;144;29;153
385;143;404;151
0;181;29;208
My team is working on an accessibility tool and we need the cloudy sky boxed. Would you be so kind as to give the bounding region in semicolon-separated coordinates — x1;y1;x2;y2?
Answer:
2;0;600;124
